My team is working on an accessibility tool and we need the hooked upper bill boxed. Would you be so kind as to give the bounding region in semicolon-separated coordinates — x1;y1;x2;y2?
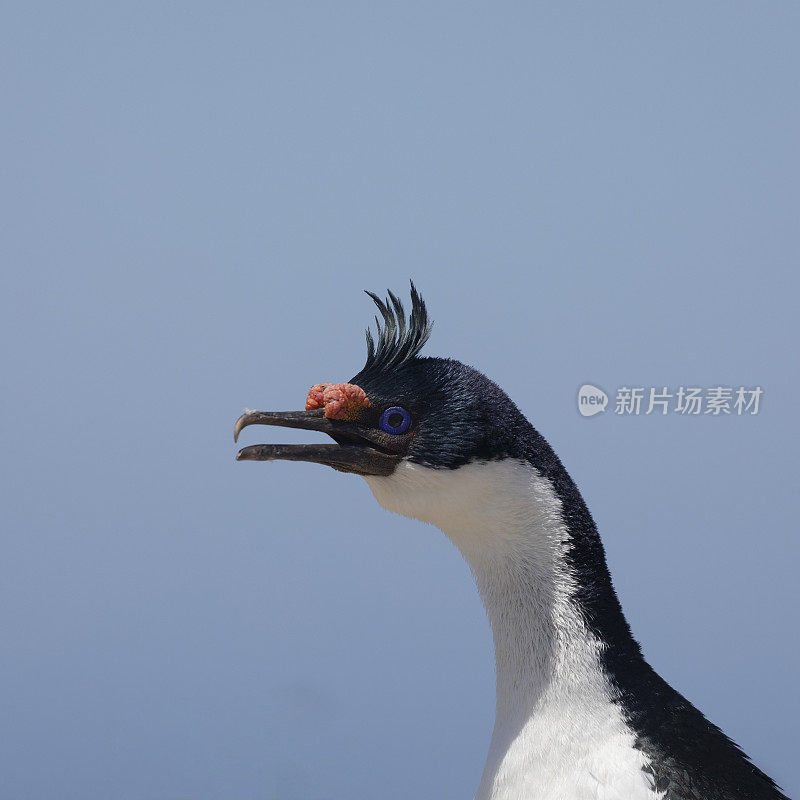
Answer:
234;382;403;477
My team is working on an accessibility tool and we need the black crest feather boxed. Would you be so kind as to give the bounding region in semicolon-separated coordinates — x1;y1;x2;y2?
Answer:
360;282;433;374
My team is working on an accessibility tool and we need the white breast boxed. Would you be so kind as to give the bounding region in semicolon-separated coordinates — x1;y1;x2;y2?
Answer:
366;459;662;800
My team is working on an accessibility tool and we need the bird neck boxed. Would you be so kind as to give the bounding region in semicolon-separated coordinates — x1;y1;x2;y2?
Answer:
366;458;654;799
371;457;627;692
423;459;615;719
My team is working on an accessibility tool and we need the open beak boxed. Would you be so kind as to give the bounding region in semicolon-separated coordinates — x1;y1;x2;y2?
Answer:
234;409;401;476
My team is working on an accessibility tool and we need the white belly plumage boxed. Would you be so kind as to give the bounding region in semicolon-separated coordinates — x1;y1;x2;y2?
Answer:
476;686;660;800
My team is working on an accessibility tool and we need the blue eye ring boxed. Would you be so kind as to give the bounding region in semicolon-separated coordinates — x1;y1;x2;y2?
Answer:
378;406;411;435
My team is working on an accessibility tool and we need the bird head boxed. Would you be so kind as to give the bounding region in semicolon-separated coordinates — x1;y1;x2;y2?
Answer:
234;284;538;522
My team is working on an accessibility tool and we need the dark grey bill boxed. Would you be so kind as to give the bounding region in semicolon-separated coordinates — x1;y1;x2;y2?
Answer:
234;409;401;476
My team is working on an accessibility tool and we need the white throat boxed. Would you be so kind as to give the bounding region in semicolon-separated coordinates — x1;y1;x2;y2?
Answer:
365;459;660;800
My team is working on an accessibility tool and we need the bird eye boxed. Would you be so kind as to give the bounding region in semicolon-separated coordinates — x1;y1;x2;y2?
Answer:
378;406;411;435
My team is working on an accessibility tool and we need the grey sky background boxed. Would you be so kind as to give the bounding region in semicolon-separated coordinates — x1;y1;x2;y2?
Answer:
2;3;798;799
